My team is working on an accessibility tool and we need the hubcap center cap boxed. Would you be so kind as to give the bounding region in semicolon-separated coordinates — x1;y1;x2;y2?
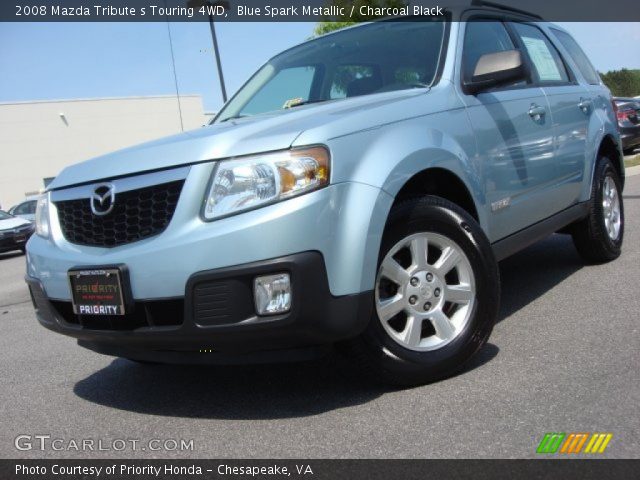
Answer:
405;270;443;312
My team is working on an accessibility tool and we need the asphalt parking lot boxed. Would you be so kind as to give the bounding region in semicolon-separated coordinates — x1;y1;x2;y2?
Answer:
1;173;639;460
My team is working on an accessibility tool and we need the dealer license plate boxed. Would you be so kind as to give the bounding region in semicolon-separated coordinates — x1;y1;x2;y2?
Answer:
68;268;126;315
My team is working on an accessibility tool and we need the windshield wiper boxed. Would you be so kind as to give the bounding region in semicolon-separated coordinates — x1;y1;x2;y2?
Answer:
219;99;331;123
219;114;248;123
285;99;331;109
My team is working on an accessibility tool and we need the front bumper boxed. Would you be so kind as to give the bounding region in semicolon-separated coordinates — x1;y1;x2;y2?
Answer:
27;180;392;299
26;251;373;364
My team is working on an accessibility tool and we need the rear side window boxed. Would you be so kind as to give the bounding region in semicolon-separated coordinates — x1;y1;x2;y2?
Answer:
462;21;516;84
550;28;601;85
511;23;569;84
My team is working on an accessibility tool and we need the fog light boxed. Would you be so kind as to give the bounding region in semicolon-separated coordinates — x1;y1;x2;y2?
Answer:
254;273;291;315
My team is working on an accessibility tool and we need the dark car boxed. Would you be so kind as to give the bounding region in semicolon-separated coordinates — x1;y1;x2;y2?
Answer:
0;210;34;254
614;97;640;154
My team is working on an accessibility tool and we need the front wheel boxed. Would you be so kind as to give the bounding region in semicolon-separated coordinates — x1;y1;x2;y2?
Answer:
341;196;500;386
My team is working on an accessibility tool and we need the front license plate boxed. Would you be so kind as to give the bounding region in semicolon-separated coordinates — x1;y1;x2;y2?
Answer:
68;268;126;315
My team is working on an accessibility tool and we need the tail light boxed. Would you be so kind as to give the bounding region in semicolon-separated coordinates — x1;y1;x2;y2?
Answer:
616;109;631;123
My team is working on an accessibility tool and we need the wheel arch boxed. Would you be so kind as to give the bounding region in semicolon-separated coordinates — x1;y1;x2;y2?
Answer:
596;134;625;189
324;117;486;293
392;167;480;223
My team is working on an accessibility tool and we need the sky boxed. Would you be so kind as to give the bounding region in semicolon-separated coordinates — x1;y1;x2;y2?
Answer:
0;22;639;113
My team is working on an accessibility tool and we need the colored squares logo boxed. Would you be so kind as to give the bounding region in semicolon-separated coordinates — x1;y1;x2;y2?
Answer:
537;433;612;454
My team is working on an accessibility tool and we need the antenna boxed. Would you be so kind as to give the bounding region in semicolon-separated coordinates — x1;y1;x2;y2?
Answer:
164;0;185;132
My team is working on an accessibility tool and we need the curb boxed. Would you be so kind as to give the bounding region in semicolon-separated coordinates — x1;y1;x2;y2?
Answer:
625;165;640;177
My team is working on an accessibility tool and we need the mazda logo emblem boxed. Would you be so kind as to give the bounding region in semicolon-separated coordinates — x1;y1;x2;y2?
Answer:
90;183;116;216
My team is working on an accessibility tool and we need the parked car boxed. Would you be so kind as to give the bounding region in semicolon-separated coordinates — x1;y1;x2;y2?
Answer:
613;97;640;154
25;4;625;386
0;210;34;254
8;198;37;222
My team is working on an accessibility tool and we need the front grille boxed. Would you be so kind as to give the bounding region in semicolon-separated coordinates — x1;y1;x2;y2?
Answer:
50;299;184;330
54;180;184;247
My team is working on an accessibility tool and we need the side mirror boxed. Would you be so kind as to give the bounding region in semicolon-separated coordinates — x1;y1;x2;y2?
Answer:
465;50;526;94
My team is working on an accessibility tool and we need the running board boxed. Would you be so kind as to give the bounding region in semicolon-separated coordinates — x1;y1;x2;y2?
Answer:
491;203;589;261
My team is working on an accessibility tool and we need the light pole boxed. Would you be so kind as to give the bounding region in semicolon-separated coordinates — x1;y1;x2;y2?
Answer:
188;0;229;103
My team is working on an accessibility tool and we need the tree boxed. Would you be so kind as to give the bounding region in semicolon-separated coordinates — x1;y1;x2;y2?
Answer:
600;69;640;97
313;0;407;37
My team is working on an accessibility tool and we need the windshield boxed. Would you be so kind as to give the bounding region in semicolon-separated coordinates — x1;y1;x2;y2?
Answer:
0;211;14;220
215;19;446;123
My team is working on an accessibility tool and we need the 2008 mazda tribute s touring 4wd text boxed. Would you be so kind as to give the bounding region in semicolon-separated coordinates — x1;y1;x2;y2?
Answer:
26;5;625;386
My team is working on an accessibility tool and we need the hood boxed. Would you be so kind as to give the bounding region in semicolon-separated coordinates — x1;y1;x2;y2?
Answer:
0;217;32;231
48;88;430;190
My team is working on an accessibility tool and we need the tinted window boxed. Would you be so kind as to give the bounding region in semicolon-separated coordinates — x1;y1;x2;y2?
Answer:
329;65;375;99
394;66;428;86
511;23;569;83
14;201;36;215
217;20;445;122
14;203;28;214
462;21;516;84
551;28;600;85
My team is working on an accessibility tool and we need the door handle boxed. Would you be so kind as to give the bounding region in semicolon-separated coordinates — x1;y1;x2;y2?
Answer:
528;104;546;120
578;98;592;114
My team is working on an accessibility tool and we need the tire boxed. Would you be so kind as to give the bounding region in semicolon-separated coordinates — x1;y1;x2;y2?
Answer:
340;196;500;387
571;157;624;264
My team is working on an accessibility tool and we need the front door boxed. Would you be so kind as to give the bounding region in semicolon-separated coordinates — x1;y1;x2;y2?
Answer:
459;20;557;242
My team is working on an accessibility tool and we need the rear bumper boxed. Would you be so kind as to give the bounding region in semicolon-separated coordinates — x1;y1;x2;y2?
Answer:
0;231;32;253
26;251;373;364
620;125;640;150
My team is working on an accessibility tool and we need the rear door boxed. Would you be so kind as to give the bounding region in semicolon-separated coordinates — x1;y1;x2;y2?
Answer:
510;22;589;209
550;27;617;185
458;20;557;242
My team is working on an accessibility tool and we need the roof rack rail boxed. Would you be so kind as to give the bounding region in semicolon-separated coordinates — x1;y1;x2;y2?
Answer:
469;0;544;20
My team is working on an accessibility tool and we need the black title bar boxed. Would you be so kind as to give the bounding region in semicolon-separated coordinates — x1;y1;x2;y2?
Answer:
2;0;640;22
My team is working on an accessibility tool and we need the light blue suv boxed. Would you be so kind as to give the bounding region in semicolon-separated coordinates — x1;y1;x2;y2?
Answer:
26;6;625;385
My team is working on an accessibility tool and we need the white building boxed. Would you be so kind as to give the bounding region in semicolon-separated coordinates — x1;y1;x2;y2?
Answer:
0;95;205;209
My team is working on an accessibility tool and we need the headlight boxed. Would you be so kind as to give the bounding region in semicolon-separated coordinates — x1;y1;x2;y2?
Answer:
35;194;50;238
203;146;330;220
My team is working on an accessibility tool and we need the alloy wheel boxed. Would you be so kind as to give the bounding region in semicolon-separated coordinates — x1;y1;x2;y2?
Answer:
375;232;476;351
